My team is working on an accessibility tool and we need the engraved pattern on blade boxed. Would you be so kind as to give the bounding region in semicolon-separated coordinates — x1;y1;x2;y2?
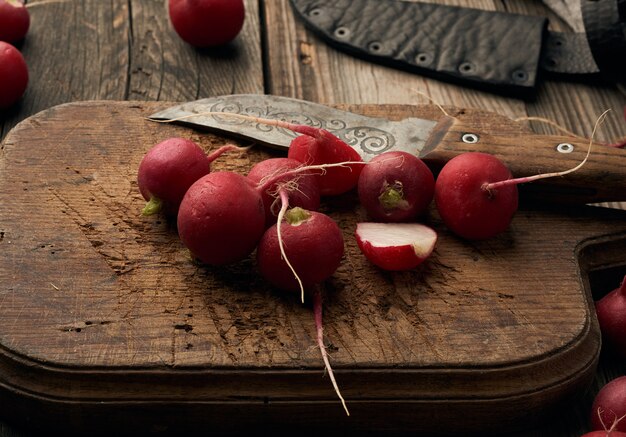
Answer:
150;95;436;161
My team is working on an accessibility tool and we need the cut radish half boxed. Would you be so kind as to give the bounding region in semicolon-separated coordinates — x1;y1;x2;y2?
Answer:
355;222;437;271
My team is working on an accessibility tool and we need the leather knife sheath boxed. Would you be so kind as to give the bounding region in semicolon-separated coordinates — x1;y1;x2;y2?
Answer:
290;0;626;95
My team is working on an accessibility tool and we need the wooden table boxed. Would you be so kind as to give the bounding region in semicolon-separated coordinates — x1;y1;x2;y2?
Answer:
1;1;625;436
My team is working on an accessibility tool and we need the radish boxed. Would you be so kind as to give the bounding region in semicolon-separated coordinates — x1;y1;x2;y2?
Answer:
137;138;240;216
154;111;364;196
168;0;245;47
0;41;28;109
256;206;344;293
596;275;626;357
286;125;363;196
256;197;348;415
590;376;626;433
247;157;320;226
177;171;266;266
0;0;29;43
355;222;437;271
434;152;519;240
357;151;434;222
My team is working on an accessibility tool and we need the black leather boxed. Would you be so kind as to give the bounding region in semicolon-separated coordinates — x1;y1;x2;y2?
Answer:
290;0;626;94
581;0;626;82
540;31;600;74
290;0;548;94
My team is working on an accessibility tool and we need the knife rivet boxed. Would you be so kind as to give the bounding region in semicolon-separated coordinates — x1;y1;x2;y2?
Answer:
557;143;574;153
334;27;350;39
462;133;479;144
310;8;322;17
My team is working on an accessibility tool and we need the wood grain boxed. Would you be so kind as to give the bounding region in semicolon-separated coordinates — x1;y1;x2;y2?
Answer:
0;1;625;436
0;101;625;436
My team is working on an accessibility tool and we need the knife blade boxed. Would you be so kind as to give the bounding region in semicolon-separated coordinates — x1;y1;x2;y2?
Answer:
149;94;626;204
150;94;437;162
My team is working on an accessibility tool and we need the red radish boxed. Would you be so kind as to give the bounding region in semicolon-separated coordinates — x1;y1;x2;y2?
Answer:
355;222;437;271
256;206;344;292
177;171;266;266
153;111;364;196
247;157;320;226
286;126;363;196
256;197;348;415
434;152;518;240
0;0;29;43
0;41;28;109
590;376;626;433
137;138;240;216
168;0;245;47
596;275;626;357
357;151;434;222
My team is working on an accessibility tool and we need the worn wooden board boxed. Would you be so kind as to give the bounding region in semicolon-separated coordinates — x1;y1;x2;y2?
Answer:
1;101;625;436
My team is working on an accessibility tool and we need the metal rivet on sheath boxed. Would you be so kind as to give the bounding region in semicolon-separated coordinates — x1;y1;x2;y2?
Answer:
309;8;322;17
415;52;433;66
458;62;475;75
512;69;528;82
462;133;479;144
334;27;350;39
557;143;574;153
368;41;383;52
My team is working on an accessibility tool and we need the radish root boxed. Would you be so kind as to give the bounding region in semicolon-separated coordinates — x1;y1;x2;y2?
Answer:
313;286;349;416
596;406;626;434
483;109;610;192
275;189;306;303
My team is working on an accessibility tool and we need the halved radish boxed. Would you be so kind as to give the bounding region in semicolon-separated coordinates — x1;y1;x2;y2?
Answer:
355;222;437;271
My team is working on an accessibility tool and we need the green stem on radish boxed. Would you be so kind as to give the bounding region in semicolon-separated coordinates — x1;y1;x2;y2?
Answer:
275;190;306;303
313;285;349;416
142;197;162;216
482;109;610;193
378;181;410;211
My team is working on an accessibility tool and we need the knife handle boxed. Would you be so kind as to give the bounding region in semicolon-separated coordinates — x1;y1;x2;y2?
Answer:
422;116;626;204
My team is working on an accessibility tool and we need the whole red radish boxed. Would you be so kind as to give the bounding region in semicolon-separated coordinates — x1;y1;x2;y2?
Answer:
590;376;626;433
355;222;437;271
256;207;344;292
287;126;363;196
247;157;320;226
434;152;518;240
137;138;236;216
177;171;265;266
0;0;29;43
0;41;28;109
357;151;434;222
168;0;245;47
596;275;626;357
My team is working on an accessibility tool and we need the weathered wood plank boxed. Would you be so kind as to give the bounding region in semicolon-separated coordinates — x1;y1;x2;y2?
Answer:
0;0;264;142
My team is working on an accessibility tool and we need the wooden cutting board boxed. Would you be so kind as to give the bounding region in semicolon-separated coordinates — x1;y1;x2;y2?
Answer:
0;101;625;436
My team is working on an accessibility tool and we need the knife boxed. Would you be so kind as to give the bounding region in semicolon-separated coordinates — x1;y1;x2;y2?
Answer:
149;94;626;204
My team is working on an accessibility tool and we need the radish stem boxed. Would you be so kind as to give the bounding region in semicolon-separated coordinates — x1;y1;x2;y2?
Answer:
206;143;250;163
483;109;610;192
142;197;162;216
313;286;349;416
